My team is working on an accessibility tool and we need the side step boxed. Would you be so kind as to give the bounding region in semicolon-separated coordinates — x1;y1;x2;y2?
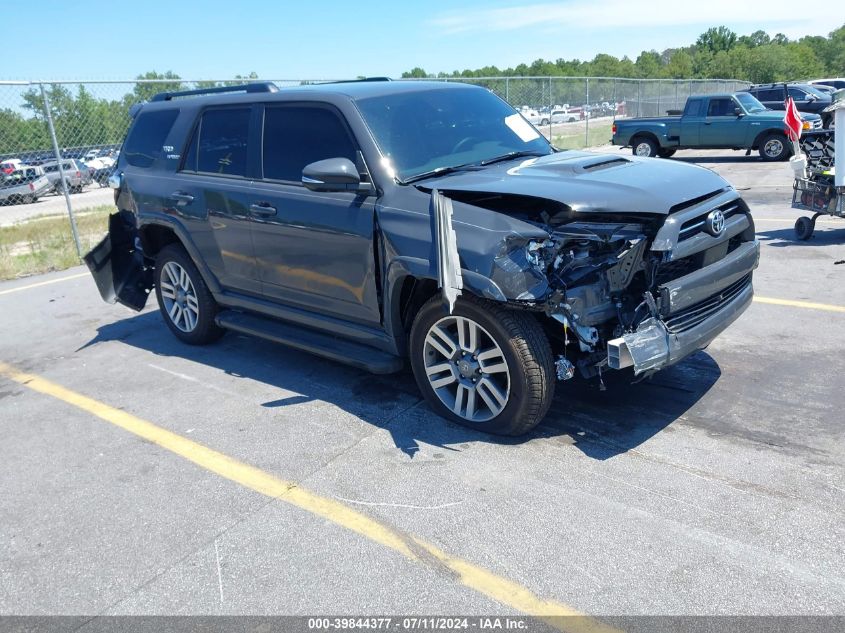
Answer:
215;311;404;375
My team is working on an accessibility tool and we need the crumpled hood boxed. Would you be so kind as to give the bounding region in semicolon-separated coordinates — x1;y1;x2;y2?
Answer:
421;151;733;215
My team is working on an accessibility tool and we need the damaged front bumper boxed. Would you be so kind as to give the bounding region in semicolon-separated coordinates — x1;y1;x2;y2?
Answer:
607;242;757;374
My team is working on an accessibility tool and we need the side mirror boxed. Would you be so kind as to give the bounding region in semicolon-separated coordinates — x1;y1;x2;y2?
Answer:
734;107;744;117
302;157;371;193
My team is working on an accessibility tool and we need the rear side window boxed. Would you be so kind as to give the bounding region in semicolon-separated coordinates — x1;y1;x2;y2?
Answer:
183;108;251;177
262;106;356;182
683;99;703;116
124;109;179;168
756;89;782;102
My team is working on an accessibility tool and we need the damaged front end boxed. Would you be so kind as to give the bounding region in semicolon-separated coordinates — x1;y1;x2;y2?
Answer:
84;210;152;311
441;186;759;379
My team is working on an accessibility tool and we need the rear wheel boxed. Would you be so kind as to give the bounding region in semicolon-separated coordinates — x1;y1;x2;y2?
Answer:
409;295;555;436
632;136;658;158
154;244;224;345
759;133;790;161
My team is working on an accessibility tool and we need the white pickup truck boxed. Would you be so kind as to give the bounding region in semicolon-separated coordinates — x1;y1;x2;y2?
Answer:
0;166;52;205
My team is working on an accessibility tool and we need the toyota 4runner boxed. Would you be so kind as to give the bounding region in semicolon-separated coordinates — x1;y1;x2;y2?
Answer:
86;80;759;436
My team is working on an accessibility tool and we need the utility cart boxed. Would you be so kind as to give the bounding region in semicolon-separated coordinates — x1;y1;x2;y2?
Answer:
792;92;844;240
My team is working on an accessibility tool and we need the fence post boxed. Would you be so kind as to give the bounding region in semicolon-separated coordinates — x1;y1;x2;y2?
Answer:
40;82;82;259
585;78;589;147
657;81;661;117
636;80;641;117
505;77;509;103
548;76;553;138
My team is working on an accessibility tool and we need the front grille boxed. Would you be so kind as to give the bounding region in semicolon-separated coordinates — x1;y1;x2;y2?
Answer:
678;201;742;241
663;274;751;333
655;257;699;285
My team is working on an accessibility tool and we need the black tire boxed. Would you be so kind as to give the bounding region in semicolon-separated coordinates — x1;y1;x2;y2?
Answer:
794;216;814;241
657;148;676;158
540;118;549;126
409;294;555;436
154;244;224;345
759;133;791;161
631;136;658;158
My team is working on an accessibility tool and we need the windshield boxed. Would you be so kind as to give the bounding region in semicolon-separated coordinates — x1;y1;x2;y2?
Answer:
736;92;766;113
801;84;830;99
355;86;553;182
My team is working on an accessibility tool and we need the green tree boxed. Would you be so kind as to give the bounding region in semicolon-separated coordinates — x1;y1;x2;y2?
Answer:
635;51;662;78
696;26;738;54
401;67;429;78
132;71;183;102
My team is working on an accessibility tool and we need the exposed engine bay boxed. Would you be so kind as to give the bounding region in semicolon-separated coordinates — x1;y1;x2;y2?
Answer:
434;188;759;380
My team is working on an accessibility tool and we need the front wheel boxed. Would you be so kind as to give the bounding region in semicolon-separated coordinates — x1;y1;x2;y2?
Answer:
409;295;555;436
657;148;676;158
759;133;791;161
154;244;224;345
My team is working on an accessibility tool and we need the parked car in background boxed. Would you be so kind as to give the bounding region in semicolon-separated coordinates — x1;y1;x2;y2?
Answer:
612;92;822;160
808;78;845;91
1;159;22;174
42;159;91;193
741;83;834;128
85;156;116;186
0;166;51;205
538;109;579;125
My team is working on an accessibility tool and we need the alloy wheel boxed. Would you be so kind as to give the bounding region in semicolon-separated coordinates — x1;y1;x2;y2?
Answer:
422;316;511;423
159;261;200;332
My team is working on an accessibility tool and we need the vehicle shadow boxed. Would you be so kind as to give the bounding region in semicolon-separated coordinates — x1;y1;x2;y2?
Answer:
79;311;720;461
756;225;845;247
673;154;760;164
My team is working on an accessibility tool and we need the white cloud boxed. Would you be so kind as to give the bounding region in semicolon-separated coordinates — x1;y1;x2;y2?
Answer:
429;0;841;38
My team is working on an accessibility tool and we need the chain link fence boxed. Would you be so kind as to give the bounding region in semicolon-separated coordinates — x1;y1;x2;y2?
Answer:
0;76;747;277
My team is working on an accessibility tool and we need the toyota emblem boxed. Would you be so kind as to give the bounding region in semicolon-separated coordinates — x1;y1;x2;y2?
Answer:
706;209;726;236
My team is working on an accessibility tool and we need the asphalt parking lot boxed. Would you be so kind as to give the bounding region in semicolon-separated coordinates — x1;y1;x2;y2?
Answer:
1;149;843;627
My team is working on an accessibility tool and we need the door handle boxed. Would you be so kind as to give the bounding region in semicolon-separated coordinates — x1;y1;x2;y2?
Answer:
704;122;712;125
170;192;194;204
250;203;277;217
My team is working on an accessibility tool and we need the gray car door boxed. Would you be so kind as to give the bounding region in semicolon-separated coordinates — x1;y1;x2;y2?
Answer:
247;103;381;326
174;106;261;294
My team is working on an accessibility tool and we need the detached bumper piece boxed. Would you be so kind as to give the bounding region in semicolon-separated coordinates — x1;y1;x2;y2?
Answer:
83;212;152;311
608;273;753;375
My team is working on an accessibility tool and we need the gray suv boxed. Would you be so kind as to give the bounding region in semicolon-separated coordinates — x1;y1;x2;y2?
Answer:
42;159;91;193
86;80;759;435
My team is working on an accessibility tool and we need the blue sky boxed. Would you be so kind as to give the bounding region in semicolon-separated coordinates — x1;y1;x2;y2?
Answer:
2;0;842;80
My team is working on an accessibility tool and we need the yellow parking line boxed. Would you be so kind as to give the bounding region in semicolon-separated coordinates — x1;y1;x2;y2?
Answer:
0;272;88;296
754;296;845;313
0;360;616;633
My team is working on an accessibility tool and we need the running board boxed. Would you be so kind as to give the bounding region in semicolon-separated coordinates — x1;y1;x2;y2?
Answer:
215;311;404;375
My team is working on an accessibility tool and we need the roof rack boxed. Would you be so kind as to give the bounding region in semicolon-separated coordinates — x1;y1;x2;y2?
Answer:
326;77;392;84
150;82;279;102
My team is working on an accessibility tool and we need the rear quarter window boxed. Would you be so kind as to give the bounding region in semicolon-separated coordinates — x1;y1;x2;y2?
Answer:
123;109;180;168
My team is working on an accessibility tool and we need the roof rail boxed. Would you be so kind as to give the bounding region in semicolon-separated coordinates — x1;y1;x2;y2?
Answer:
326;77;392;84
150;82;279;102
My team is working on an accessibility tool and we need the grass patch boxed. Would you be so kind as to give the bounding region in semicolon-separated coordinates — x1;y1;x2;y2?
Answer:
0;205;113;280
550;120;614;150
